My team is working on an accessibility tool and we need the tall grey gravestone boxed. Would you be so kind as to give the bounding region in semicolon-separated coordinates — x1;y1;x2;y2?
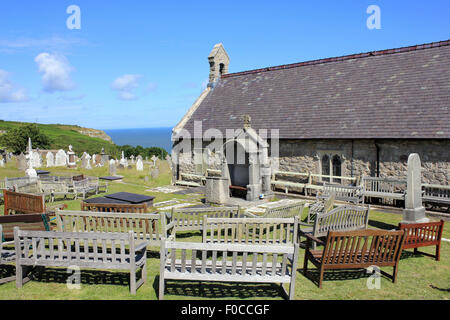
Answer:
402;153;429;224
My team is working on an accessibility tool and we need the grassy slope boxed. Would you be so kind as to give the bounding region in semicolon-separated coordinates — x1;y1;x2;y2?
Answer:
0;161;449;300
0;120;117;157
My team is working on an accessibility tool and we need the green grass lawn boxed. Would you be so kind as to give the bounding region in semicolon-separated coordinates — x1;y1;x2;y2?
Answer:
0;160;449;300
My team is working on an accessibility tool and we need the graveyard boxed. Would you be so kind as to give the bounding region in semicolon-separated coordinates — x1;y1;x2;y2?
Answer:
0;146;449;300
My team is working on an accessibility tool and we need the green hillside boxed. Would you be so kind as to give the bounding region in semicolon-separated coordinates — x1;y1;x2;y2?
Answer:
0;120;119;157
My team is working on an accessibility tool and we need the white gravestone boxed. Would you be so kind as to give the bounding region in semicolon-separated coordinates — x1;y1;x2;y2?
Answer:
136;158;144;171
55;149;68;167
151;155;158;167
402;153;429;224
46;152;54;167
109;159;117;176
31;151;42;168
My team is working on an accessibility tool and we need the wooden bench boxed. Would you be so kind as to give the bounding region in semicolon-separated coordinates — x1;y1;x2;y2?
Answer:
422;184;450;209
55;209;175;247
0;224;16;284
362;176;406;204
169;206;240;232
0;213;51;241
303;229;406;288
245;201;305;219
306;192;336;224
40;181;76;202
81;201;149;213
202;216;299;245
3;189;46;215
398;220;444;261
13;227;148;294
159;239;299;300
72;179;97;199
299;205;370;249
318;183;364;204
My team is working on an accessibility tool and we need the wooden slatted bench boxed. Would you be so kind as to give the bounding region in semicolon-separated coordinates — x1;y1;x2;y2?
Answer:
362;176;406;204
159;239;299;300
303;229;406;288
3;189;46;215
422;184;450;209
0;224;16;284
55;209;175;247
73;179;97;199
202;216;299;245
398;220;444;261
81;201;149;213
169;206;240;232
13;227;148;294
0;213;51;241
299;205;370;249
318;183;364;204
245;201;306;218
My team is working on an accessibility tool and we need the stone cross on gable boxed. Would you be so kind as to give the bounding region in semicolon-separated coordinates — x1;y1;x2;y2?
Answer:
243;114;251;129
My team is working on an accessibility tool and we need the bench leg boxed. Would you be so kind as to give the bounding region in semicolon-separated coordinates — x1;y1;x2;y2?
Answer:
436;244;441;261
318;265;325;289
159;276;165;300
16;265;32;288
130;267;137;295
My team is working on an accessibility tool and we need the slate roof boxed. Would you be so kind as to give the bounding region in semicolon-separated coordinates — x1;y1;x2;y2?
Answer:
181;40;450;139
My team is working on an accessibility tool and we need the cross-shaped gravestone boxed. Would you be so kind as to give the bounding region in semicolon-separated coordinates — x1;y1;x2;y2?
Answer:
151;155;158;167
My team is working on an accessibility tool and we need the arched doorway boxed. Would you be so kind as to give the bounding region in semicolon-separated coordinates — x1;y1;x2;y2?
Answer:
225;140;249;198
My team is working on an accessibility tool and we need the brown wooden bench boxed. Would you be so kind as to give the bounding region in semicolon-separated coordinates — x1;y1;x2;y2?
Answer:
398;220;444;261
0;213;51;240
3;189;46;215
303;229;406;288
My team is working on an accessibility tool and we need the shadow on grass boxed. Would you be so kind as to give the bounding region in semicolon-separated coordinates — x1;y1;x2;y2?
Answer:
153;276;284;300
0;265;15;282
429;285;450;292
301;268;371;287
368;219;397;230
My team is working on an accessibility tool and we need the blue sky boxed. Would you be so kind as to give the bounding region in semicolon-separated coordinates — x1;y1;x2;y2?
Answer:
0;0;449;130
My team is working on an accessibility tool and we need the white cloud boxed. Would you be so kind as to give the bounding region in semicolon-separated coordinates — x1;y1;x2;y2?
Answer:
35;52;75;93
0;36;90;54
111;74;142;100
0;69;29;103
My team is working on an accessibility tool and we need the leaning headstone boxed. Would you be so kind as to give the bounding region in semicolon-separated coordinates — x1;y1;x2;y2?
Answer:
109;159;117;176
17;153;27;171
402;153;429;224
55;149;67;167
136;158;144;171
46;152;54;167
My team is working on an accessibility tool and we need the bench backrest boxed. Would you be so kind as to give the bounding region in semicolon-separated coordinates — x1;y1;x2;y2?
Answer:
14;227;136;268
362;176;406;194
202;216;299;245
5;177;38;189
398;220;444;249
321;229;406;267
263;202;305;218
321;183;363;204
161;239;298;280
14;181;42;194
73;179;90;190
40;181;69;193
81;202;148;213
0;213;50;240
55;209;174;246
422;184;450;203
3;189;46;215
170;206;240;231
313;205;370;238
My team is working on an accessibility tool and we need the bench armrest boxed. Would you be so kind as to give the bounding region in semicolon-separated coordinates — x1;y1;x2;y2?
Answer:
134;241;149;253
303;233;325;247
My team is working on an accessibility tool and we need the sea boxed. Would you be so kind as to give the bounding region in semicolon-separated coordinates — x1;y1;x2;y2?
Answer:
103;127;172;152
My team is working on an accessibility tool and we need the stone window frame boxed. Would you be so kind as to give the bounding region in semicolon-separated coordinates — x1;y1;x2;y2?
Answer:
316;150;345;183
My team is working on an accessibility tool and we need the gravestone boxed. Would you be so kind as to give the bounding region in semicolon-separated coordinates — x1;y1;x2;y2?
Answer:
46;152;55;167
109;159;117;176
81;152;91;169
100;148;109;166
95;154;103;167
55;149;67;167
130;155;135;164
85;153;92;169
119;151;128;167
67;145;76;168
25;138;37;178
402;153;429;224
150;167;159;179
31;151;42;168
151;155;158;167
136;158;144;171
17;153;27;171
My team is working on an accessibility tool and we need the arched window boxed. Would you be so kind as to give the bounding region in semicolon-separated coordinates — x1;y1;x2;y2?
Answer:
321;155;330;182
332;155;342;183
